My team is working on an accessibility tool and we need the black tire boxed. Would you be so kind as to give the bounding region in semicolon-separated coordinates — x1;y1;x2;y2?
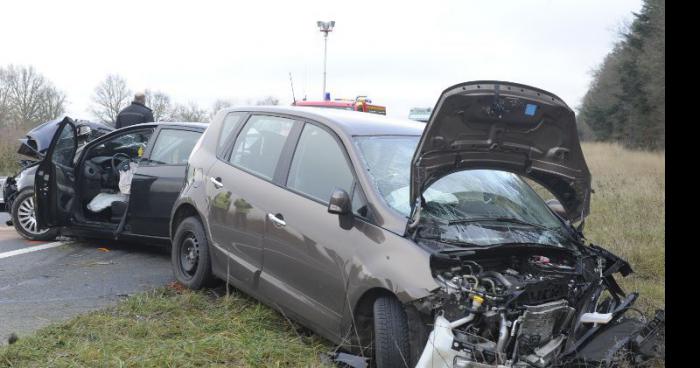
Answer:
11;190;59;241
373;295;411;368
171;216;215;289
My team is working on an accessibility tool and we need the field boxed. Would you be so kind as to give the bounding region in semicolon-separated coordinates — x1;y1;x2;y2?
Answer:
0;142;665;367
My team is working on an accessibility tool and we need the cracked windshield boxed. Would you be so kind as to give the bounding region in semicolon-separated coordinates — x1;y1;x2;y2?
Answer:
355;135;571;247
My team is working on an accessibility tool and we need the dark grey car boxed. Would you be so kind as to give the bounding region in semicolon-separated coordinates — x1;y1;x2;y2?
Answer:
170;81;664;368
1;118;113;240
30;118;207;244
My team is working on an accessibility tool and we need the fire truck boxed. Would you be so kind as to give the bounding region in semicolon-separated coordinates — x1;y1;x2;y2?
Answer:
293;95;386;115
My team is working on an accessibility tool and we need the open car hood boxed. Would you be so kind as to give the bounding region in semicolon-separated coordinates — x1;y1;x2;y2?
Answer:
17;117;113;161
410;81;591;222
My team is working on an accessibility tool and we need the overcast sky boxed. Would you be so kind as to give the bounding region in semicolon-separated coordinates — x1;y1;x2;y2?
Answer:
2;0;642;119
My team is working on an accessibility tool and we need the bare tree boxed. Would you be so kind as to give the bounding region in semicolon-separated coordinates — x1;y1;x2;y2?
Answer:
255;96;280;106
145;89;175;121
38;87;67;123
0;69;11;126
0;65;66;128
90;74;131;125
210;98;235;120
173;102;209;123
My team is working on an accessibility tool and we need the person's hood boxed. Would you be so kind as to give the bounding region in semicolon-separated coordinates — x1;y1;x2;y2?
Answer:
410;81;591;222
17;117;114;161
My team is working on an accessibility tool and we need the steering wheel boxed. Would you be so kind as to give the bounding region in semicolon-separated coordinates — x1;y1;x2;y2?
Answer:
111;153;131;173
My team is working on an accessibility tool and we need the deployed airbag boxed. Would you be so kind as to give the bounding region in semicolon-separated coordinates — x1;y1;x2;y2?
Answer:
118;162;137;195
87;161;135;213
87;192;128;213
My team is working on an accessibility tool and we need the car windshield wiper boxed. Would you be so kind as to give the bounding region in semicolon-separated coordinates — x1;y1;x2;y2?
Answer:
415;234;483;248
447;217;553;230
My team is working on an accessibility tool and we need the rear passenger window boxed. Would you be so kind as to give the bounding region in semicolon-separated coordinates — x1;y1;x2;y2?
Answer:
150;129;202;165
229;115;294;180
217;112;246;155
287;124;354;203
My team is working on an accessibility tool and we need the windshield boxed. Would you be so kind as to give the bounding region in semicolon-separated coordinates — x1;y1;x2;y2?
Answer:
354;135;573;247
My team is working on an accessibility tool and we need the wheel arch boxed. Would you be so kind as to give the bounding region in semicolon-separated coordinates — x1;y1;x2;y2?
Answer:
350;287;396;355
350;287;431;363
170;201;205;241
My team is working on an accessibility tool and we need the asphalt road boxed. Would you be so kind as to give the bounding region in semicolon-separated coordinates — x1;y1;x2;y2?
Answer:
0;212;174;345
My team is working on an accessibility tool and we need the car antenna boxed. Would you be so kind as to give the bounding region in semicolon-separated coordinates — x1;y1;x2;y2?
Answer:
289;72;297;104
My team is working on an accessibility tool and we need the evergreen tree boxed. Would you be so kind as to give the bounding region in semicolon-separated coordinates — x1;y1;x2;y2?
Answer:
579;0;665;150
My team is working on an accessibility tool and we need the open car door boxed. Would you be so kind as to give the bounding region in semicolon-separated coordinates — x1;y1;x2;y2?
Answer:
35;117;78;229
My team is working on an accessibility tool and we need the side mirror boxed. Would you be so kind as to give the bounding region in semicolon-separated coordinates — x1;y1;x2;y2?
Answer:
546;199;568;219
328;188;351;215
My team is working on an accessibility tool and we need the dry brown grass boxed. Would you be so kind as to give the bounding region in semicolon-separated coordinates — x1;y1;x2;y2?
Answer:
582;142;665;312
534;142;665;311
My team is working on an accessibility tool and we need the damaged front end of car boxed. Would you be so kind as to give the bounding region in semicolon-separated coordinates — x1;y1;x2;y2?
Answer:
408;243;664;368
403;81;664;367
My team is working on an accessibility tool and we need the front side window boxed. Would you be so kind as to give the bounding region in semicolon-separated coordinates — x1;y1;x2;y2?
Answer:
149;129;202;165
52;122;77;166
229;115;294;180
85;129;154;161
287;124;354;202
217;112;247;155
354;135;572;248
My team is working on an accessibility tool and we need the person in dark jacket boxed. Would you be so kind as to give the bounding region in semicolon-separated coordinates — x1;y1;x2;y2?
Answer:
115;92;154;128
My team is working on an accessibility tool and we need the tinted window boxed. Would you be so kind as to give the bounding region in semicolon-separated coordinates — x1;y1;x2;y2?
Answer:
149;129;202;165
230;115;294;180
287;124;353;202
217;112;247;155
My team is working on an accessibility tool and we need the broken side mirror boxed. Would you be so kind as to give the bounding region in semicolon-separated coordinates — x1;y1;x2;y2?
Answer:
546;199;568;219
328;188;351;215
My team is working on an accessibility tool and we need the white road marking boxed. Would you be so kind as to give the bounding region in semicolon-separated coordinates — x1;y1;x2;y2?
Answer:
0;241;67;260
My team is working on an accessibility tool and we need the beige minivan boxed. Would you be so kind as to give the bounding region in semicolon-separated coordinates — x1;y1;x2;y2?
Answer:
169;81;664;368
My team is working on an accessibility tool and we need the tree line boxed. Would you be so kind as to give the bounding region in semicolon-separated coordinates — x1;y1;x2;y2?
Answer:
578;0;665;150
0;66;280;130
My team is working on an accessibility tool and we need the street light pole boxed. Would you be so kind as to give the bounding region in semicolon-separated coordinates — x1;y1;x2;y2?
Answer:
323;32;328;99
317;21;335;100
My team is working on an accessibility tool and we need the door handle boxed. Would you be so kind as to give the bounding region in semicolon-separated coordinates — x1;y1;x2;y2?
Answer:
210;177;223;189
267;213;286;228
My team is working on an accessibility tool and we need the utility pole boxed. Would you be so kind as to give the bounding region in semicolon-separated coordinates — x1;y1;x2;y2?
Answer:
316;20;335;100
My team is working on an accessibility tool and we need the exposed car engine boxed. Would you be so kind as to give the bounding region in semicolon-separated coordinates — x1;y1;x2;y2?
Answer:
414;245;664;368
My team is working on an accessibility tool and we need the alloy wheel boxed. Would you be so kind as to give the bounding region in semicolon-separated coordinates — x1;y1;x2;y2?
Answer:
16;196;49;235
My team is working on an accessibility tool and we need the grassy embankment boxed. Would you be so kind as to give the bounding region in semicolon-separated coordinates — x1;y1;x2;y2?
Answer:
0;142;665;367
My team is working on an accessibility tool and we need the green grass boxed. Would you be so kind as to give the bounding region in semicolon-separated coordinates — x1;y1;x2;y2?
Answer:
0;142;664;366
0;288;332;367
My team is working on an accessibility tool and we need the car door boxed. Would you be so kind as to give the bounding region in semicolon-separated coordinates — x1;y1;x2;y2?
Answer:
258;121;356;338
35;117;78;229
206;113;298;291
127;127;204;238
